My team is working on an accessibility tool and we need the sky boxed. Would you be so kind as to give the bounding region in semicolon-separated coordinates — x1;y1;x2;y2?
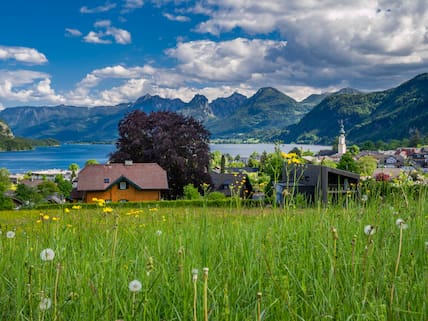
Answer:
0;0;427;109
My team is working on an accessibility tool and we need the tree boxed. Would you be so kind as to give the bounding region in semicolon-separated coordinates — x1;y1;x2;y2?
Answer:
55;175;72;198
37;181;59;198
68;163;80;181
110;110;212;199
15;184;42;206
85;159;99;166
0;168;13;209
337;152;358;173
357;156;377;176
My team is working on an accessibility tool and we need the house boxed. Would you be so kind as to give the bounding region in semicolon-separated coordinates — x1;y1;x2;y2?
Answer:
276;164;360;204
210;172;253;198
76;162;168;203
379;155;405;168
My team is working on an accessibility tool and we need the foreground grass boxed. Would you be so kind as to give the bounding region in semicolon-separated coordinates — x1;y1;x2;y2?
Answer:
0;198;427;320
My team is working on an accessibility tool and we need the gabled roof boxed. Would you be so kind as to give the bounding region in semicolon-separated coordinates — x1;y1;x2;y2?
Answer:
77;163;168;191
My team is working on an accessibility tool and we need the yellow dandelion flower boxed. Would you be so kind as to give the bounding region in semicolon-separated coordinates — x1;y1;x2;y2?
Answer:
36;220;42;224
92;197;98;202
103;207;113;213
43;215;50;220
72;205;81;210
52;217;60;221
64;208;70;213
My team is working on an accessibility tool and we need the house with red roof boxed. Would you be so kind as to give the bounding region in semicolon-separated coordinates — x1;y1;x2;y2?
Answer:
76;161;168;203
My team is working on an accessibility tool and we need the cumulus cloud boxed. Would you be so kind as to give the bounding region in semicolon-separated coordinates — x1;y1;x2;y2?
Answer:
163;13;190;22
80;2;117;14
65;28;83;37
189;0;428;90
84;20;131;44
166;38;287;82
0;46;47;64
123;0;144;11
0;70;64;104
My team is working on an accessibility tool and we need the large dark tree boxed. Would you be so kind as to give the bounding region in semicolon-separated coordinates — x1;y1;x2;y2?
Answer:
110;110;212;199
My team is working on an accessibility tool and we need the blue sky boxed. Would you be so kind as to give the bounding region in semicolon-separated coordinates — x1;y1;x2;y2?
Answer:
0;0;427;108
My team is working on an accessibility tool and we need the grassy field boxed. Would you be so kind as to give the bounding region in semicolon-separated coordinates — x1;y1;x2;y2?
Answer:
0;192;427;320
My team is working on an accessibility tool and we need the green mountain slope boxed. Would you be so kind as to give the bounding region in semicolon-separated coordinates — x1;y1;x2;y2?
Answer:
279;73;428;144
207;87;312;138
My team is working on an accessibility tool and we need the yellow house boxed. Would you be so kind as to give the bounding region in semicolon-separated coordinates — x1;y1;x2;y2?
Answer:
77;162;168;203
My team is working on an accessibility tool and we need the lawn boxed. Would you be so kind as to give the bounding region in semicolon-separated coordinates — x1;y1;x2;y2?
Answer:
0;193;427;320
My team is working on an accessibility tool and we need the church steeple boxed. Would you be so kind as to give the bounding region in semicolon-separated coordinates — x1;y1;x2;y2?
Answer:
338;120;347;155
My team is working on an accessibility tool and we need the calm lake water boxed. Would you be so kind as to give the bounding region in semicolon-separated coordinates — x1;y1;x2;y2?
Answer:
0;143;331;174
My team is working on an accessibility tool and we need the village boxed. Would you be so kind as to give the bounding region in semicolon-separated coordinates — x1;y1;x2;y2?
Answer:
3;123;428;209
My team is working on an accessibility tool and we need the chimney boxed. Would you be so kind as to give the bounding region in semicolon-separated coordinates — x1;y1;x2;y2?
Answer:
125;160;133;166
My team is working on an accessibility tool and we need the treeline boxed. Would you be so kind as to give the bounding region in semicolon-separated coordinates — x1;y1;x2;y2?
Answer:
0;136;59;151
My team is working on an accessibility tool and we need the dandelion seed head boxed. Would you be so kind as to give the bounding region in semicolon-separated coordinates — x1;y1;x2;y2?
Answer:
192;268;199;281
6;231;15;239
361;194;368;202
395;218;408;229
39;297;52;311
364;225;376;236
40;248;55;261
156;230;162;236
128;279;142;292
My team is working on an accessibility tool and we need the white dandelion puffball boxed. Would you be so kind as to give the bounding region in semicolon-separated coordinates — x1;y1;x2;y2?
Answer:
40;248;55;261
6;231;15;238
364;225;376;236
156;230;162;236
128;280;142;292
192;268;199;281
39;297;52;311
395;218;408;229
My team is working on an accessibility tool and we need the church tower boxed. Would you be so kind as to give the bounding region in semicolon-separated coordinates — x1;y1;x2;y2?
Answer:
338;120;347;155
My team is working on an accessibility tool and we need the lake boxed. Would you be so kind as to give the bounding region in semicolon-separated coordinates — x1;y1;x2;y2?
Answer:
0;143;331;174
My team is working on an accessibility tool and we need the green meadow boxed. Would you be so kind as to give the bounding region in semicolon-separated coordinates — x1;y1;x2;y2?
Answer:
0;191;427;320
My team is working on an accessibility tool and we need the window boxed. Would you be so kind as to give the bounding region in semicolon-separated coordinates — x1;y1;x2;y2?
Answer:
119;181;127;190
104;178;110;183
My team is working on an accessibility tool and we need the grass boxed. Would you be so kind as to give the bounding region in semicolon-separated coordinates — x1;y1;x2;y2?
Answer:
0;192;427;321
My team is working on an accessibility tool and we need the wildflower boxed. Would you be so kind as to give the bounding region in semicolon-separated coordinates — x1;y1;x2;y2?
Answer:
361;194;368;202
36;220;42;224
40;248;55;261
103;207;113;213
64;208;70;213
192;268;199;282
43;215;50;220
72;205;81;210
156;230;162;236
39;297;52;311
128;280;142;292
6;231;15;238
52;217;60;221
395;218;408;229
364;225;376;236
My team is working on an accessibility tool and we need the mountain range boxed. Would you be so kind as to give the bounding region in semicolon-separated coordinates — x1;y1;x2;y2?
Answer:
0;73;427;145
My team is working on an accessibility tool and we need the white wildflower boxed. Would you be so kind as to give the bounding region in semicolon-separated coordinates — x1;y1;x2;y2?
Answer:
361;194;368;202
40;248;55;261
156;230;162;236
395;218;408;230
6;231;15;239
192;268;199;282
364;225;376;236
128;279;142;292
39;297;52;311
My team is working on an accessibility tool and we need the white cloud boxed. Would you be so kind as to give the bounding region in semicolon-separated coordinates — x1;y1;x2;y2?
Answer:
188;0;428;90
0;46;47;64
84;31;112;44
166;38;287;82
0;70;64;105
123;0;144;10
84;21;131;44
65;28;83;37
80;2;117;14
163;13;190;22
